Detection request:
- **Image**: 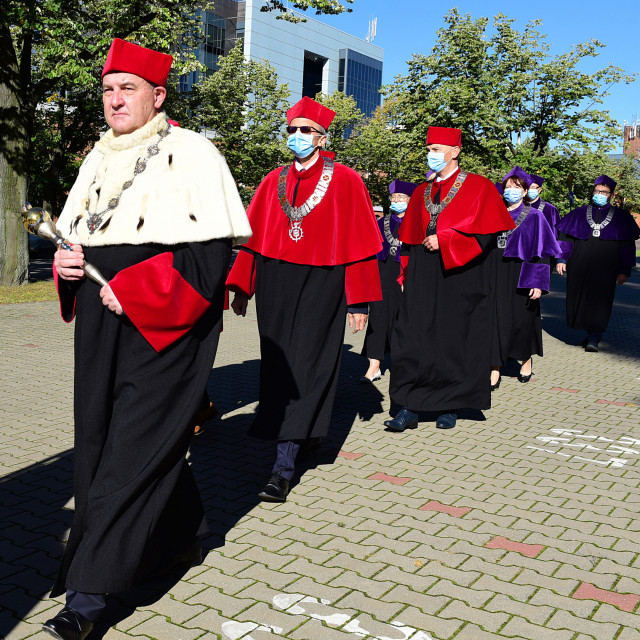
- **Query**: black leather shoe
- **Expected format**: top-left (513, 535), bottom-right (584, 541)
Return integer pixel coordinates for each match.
top-left (436, 412), bottom-right (457, 429)
top-left (43, 607), bottom-right (94, 640)
top-left (384, 409), bottom-right (419, 432)
top-left (585, 342), bottom-right (599, 353)
top-left (490, 374), bottom-right (501, 391)
top-left (258, 473), bottom-right (290, 502)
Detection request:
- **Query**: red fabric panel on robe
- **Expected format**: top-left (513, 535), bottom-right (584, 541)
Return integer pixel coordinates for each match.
top-left (241, 157), bottom-right (382, 266)
top-left (345, 258), bottom-right (382, 305)
top-left (226, 249), bottom-right (257, 298)
top-left (397, 255), bottom-right (409, 287)
top-left (400, 170), bottom-right (515, 270)
top-left (53, 266), bottom-right (77, 322)
top-left (109, 252), bottom-right (210, 353)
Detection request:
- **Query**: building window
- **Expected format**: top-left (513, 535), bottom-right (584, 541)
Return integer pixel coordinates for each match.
top-left (338, 49), bottom-right (382, 118)
top-left (302, 50), bottom-right (328, 100)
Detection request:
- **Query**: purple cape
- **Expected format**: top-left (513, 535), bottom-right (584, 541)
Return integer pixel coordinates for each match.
top-left (503, 204), bottom-right (563, 292)
top-left (376, 213), bottom-right (403, 262)
top-left (556, 204), bottom-right (639, 242)
top-left (531, 199), bottom-right (561, 233)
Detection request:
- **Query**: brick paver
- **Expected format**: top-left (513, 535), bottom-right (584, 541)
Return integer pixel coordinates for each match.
top-left (1, 268), bottom-right (640, 639)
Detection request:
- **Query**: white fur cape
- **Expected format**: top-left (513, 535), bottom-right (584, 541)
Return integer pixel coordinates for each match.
top-left (57, 112), bottom-right (252, 247)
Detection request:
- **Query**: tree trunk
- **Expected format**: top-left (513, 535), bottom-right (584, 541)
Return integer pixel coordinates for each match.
top-left (0, 22), bottom-right (29, 285)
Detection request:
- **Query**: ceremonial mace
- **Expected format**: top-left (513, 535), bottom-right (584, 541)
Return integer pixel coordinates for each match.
top-left (22, 203), bottom-right (109, 287)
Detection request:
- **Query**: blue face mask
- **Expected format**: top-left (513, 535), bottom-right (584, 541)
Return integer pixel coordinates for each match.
top-left (528, 188), bottom-right (540, 200)
top-left (593, 193), bottom-right (608, 207)
top-left (390, 202), bottom-right (408, 213)
top-left (503, 187), bottom-right (524, 204)
top-left (427, 152), bottom-right (448, 173)
top-left (287, 131), bottom-right (316, 159)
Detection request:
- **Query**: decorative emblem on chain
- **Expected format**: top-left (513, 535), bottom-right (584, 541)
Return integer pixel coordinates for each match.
top-left (278, 158), bottom-right (335, 242)
top-left (586, 204), bottom-right (613, 238)
top-left (85, 124), bottom-right (172, 234)
top-left (424, 171), bottom-right (468, 234)
top-left (383, 214), bottom-right (401, 256)
top-left (498, 206), bottom-right (530, 249)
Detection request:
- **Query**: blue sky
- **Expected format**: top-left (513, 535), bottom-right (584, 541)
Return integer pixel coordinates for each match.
top-left (311, 0), bottom-right (638, 152)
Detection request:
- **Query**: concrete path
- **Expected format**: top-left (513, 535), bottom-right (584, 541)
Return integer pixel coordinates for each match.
top-left (1, 271), bottom-right (639, 640)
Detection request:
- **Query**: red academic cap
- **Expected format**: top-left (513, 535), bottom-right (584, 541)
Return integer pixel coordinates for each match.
top-left (426, 126), bottom-right (462, 147)
top-left (102, 38), bottom-right (173, 87)
top-left (287, 97), bottom-right (336, 131)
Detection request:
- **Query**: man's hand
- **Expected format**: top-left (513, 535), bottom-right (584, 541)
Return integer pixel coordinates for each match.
top-left (556, 263), bottom-right (566, 276)
top-left (231, 293), bottom-right (249, 316)
top-left (348, 312), bottom-right (368, 333)
top-left (54, 244), bottom-right (85, 281)
top-left (422, 234), bottom-right (439, 252)
top-left (529, 288), bottom-right (542, 300)
top-left (100, 284), bottom-right (123, 315)
top-left (617, 274), bottom-right (629, 285)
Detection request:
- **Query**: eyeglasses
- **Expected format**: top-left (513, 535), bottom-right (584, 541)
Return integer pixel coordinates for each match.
top-left (286, 125), bottom-right (322, 135)
top-left (593, 189), bottom-right (611, 195)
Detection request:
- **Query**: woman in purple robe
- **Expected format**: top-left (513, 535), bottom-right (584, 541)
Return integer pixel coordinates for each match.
top-left (556, 175), bottom-right (639, 352)
top-left (490, 166), bottom-right (562, 389)
top-left (361, 179), bottom-right (417, 382)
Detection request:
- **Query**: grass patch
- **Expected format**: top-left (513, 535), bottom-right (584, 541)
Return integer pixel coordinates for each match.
top-left (0, 280), bottom-right (57, 304)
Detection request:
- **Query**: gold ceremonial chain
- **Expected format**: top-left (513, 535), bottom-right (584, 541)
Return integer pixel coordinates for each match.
top-left (85, 125), bottom-right (172, 235)
top-left (278, 158), bottom-right (335, 242)
top-left (424, 171), bottom-right (468, 234)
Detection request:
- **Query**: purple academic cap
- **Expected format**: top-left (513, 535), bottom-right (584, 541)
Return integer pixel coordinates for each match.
top-left (494, 181), bottom-right (504, 195)
top-left (594, 174), bottom-right (617, 191)
top-left (389, 179), bottom-right (418, 196)
top-left (529, 174), bottom-right (544, 186)
top-left (502, 165), bottom-right (533, 187)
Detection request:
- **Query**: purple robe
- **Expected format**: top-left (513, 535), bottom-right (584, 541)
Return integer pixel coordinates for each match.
top-left (531, 199), bottom-right (561, 237)
top-left (503, 204), bottom-right (563, 292)
top-left (376, 214), bottom-right (403, 263)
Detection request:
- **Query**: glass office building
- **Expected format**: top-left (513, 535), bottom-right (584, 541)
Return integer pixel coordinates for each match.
top-left (181, 0), bottom-right (383, 118)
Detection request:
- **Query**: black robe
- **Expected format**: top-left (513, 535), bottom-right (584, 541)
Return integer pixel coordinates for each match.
top-left (248, 254), bottom-right (347, 442)
top-left (361, 257), bottom-right (403, 361)
top-left (390, 238), bottom-right (497, 412)
top-left (51, 239), bottom-right (231, 597)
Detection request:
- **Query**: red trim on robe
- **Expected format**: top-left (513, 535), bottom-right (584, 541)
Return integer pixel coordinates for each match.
top-left (345, 258), bottom-right (382, 306)
top-left (400, 171), bottom-right (515, 270)
top-left (53, 265), bottom-right (77, 323)
top-left (240, 158), bottom-right (382, 266)
top-left (397, 255), bottom-right (409, 287)
top-left (109, 252), bottom-right (210, 352)
top-left (226, 250), bottom-right (257, 298)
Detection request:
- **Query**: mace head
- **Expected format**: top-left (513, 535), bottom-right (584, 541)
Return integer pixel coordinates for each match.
top-left (22, 202), bottom-right (52, 235)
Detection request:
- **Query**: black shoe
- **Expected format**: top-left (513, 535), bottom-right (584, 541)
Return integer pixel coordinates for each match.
top-left (490, 374), bottom-right (501, 391)
top-left (517, 359), bottom-right (533, 383)
top-left (585, 342), bottom-right (599, 353)
top-left (258, 473), bottom-right (290, 502)
top-left (43, 607), bottom-right (94, 640)
top-left (436, 412), bottom-right (457, 429)
top-left (383, 409), bottom-right (419, 432)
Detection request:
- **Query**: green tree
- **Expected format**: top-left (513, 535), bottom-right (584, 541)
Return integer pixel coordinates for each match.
top-left (383, 9), bottom-right (636, 206)
top-left (188, 41), bottom-right (291, 203)
top-left (2, 1), bottom-right (204, 285)
top-left (260, 0), bottom-right (353, 23)
top-left (314, 91), bottom-right (363, 161)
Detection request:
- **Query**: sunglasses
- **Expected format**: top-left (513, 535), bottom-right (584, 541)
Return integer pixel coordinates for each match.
top-left (286, 125), bottom-right (322, 135)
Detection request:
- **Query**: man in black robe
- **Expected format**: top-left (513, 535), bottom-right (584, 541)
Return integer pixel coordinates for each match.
top-left (556, 174), bottom-right (639, 352)
top-left (385, 126), bottom-right (514, 432)
top-left (43, 39), bottom-right (250, 640)
top-left (226, 97), bottom-right (382, 503)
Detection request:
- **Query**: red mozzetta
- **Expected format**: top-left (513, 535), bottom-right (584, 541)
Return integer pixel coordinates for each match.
top-left (400, 169), bottom-right (514, 270)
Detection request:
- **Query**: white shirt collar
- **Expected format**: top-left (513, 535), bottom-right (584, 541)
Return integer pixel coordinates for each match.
top-left (436, 166), bottom-right (460, 182)
top-left (295, 153), bottom-right (320, 172)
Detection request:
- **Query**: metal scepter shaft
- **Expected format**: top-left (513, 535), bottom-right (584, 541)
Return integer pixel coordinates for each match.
top-left (22, 204), bottom-right (109, 287)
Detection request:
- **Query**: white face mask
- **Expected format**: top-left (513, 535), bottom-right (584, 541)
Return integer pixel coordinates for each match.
top-left (503, 187), bottom-right (524, 204)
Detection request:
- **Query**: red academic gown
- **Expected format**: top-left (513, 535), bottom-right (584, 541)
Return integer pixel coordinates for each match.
top-left (390, 168), bottom-right (514, 413)
top-left (51, 239), bottom-right (231, 596)
top-left (227, 154), bottom-right (382, 441)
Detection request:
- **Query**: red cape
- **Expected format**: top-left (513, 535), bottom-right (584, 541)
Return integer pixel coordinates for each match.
top-left (242, 156), bottom-right (382, 265)
top-left (400, 170), bottom-right (514, 270)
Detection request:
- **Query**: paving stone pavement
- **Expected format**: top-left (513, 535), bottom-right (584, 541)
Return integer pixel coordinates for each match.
top-left (1, 269), bottom-right (639, 640)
